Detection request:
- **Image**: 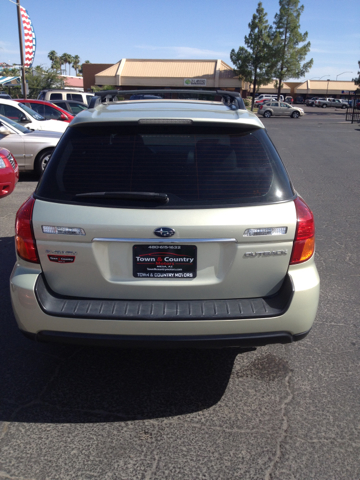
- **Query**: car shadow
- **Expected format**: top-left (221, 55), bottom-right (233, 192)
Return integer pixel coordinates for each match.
top-left (1, 235), bottom-right (245, 424)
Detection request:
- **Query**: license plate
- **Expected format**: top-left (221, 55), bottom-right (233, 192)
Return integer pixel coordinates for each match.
top-left (133, 245), bottom-right (197, 279)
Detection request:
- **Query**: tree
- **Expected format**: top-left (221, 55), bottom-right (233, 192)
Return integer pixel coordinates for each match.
top-left (270, 0), bottom-right (313, 100)
top-left (1, 67), bottom-right (20, 77)
top-left (48, 50), bottom-right (59, 70)
top-left (67, 55), bottom-right (74, 75)
top-left (72, 55), bottom-right (81, 76)
top-left (51, 58), bottom-right (61, 73)
top-left (60, 53), bottom-right (73, 75)
top-left (353, 60), bottom-right (360, 88)
top-left (230, 2), bottom-right (273, 110)
top-left (25, 66), bottom-right (63, 98)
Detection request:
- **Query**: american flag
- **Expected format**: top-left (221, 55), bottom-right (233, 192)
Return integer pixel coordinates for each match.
top-left (20, 6), bottom-right (36, 68)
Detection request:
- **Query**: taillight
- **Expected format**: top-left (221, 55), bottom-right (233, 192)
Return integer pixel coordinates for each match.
top-left (290, 197), bottom-right (315, 265)
top-left (15, 195), bottom-right (39, 263)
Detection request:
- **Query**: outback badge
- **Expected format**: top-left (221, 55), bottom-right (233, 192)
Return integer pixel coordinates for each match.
top-left (154, 227), bottom-right (175, 238)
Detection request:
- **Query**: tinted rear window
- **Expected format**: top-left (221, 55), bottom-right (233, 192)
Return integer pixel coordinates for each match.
top-left (36, 124), bottom-right (294, 208)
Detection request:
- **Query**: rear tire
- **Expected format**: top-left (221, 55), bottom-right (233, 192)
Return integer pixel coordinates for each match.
top-left (291, 111), bottom-right (300, 118)
top-left (35, 149), bottom-right (53, 177)
top-left (263, 111), bottom-right (272, 118)
top-left (322, 104), bottom-right (327, 108)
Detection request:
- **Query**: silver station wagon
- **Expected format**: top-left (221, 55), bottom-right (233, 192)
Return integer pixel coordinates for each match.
top-left (10, 90), bottom-right (319, 349)
top-left (259, 101), bottom-right (304, 118)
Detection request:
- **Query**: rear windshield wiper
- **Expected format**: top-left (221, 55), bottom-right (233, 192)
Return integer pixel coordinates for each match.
top-left (75, 191), bottom-right (169, 203)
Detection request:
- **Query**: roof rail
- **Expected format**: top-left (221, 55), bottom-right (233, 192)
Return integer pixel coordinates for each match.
top-left (88, 89), bottom-right (246, 110)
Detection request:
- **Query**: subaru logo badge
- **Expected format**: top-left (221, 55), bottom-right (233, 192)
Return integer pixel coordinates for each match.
top-left (154, 227), bottom-right (175, 238)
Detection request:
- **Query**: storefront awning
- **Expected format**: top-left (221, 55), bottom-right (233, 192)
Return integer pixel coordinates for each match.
top-left (0, 76), bottom-right (20, 85)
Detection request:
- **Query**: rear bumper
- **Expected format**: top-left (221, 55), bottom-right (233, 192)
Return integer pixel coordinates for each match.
top-left (34, 273), bottom-right (294, 321)
top-left (20, 329), bottom-right (310, 349)
top-left (10, 258), bottom-right (320, 347)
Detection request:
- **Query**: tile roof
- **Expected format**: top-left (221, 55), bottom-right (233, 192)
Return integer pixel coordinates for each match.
top-left (62, 76), bottom-right (84, 88)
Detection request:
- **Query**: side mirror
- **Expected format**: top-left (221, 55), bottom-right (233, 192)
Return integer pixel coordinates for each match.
top-left (19, 115), bottom-right (28, 123)
top-left (0, 126), bottom-right (12, 135)
top-left (59, 113), bottom-right (68, 121)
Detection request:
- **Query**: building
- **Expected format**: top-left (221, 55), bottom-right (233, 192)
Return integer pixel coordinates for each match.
top-left (82, 64), bottom-right (114, 91)
top-left (294, 80), bottom-right (357, 99)
top-left (83, 59), bottom-right (249, 95)
top-left (82, 59), bottom-right (358, 100)
top-left (59, 75), bottom-right (84, 91)
top-left (253, 81), bottom-right (291, 95)
top-left (251, 79), bottom-right (358, 100)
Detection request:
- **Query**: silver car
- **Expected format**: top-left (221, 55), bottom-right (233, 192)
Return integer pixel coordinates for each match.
top-left (0, 115), bottom-right (62, 175)
top-left (259, 101), bottom-right (304, 118)
top-left (10, 90), bottom-right (319, 349)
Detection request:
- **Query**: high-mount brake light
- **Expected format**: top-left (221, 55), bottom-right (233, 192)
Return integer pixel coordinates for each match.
top-left (290, 197), bottom-right (315, 265)
top-left (138, 119), bottom-right (192, 124)
top-left (15, 195), bottom-right (39, 263)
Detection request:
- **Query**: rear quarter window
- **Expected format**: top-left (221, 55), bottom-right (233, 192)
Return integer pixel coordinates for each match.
top-left (36, 124), bottom-right (294, 209)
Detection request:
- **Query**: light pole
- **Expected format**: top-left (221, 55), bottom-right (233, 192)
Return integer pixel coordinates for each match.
top-left (16, 0), bottom-right (27, 99)
top-left (336, 71), bottom-right (352, 81)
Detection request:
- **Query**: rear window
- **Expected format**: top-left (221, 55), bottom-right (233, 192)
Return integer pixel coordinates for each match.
top-left (36, 124), bottom-right (294, 209)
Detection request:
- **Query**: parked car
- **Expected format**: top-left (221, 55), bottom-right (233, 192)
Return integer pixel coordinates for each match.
top-left (14, 99), bottom-right (74, 123)
top-left (0, 147), bottom-right (18, 198)
top-left (333, 99), bottom-right (350, 109)
top-left (284, 96), bottom-right (293, 104)
top-left (38, 89), bottom-right (94, 106)
top-left (0, 93), bottom-right (12, 99)
top-left (295, 97), bottom-right (304, 104)
top-left (0, 99), bottom-right (68, 133)
top-left (10, 89), bottom-right (319, 349)
top-left (259, 101), bottom-right (304, 118)
top-left (315, 98), bottom-right (349, 109)
top-left (305, 97), bottom-right (319, 106)
top-left (348, 99), bottom-right (360, 109)
top-left (255, 94), bottom-right (284, 105)
top-left (0, 114), bottom-right (62, 175)
top-left (50, 99), bottom-right (88, 116)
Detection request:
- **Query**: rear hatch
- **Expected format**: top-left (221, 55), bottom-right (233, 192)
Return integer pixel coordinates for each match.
top-left (33, 122), bottom-right (296, 300)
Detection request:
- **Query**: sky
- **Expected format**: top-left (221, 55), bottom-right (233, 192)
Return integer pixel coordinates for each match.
top-left (1, 0), bottom-right (359, 82)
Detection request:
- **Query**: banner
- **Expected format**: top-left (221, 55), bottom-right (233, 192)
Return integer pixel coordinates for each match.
top-left (20, 6), bottom-right (36, 68)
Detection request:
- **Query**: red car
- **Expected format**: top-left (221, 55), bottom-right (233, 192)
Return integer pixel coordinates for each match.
top-left (0, 148), bottom-right (19, 198)
top-left (14, 99), bottom-right (74, 123)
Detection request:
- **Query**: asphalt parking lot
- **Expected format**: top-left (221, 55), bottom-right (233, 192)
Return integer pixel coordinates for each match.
top-left (0, 108), bottom-right (359, 480)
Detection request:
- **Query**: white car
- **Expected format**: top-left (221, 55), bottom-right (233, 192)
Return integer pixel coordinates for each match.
top-left (0, 98), bottom-right (68, 133)
top-left (0, 114), bottom-right (62, 175)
